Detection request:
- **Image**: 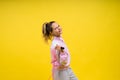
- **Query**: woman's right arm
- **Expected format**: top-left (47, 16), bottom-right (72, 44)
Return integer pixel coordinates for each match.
top-left (51, 48), bottom-right (60, 67)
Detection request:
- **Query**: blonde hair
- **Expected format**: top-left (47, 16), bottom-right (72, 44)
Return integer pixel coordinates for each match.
top-left (42, 21), bottom-right (55, 43)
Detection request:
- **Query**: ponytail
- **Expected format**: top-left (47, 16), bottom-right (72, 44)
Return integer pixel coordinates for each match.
top-left (42, 21), bottom-right (55, 43)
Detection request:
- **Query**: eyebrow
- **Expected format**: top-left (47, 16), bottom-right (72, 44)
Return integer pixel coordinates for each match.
top-left (54, 25), bottom-right (60, 30)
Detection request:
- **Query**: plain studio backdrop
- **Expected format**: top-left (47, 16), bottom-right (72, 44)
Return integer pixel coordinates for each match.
top-left (0, 0), bottom-right (120, 80)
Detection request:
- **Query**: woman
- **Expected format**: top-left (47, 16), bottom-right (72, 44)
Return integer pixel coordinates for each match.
top-left (42, 21), bottom-right (78, 80)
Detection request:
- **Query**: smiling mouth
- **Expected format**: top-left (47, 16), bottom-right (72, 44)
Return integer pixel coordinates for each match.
top-left (59, 30), bottom-right (62, 33)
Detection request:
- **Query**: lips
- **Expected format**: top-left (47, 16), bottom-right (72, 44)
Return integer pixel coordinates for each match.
top-left (59, 30), bottom-right (62, 33)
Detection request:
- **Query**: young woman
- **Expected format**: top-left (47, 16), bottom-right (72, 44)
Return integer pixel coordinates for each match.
top-left (42, 21), bottom-right (78, 80)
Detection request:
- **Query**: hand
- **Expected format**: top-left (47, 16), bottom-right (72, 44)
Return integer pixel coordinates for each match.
top-left (61, 60), bottom-right (67, 66)
top-left (57, 65), bottom-right (65, 70)
top-left (55, 44), bottom-right (64, 52)
top-left (55, 44), bottom-right (61, 51)
top-left (55, 44), bottom-right (64, 53)
top-left (57, 65), bottom-right (69, 70)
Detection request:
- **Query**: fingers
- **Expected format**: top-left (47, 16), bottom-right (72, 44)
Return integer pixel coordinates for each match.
top-left (55, 44), bottom-right (65, 53)
top-left (61, 61), bottom-right (67, 65)
top-left (55, 44), bottom-right (61, 51)
top-left (57, 65), bottom-right (69, 70)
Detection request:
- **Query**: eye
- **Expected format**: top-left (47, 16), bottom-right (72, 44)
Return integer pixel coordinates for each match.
top-left (54, 26), bottom-right (60, 30)
top-left (54, 27), bottom-right (57, 30)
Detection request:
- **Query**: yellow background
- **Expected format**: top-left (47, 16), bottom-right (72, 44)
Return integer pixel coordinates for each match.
top-left (0, 0), bottom-right (120, 80)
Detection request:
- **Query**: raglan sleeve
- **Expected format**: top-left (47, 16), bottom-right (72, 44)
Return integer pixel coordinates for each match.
top-left (50, 42), bottom-right (60, 67)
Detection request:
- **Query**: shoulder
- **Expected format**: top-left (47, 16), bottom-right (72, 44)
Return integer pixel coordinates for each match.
top-left (50, 39), bottom-right (60, 49)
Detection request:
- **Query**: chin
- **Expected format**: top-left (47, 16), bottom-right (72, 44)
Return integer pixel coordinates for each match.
top-left (59, 34), bottom-right (62, 37)
top-left (59, 33), bottom-right (62, 35)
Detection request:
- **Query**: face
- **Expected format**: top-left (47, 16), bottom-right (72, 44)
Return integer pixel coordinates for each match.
top-left (51, 22), bottom-right (62, 37)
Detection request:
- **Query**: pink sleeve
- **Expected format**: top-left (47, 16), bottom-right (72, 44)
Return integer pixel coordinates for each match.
top-left (61, 50), bottom-right (70, 66)
top-left (50, 48), bottom-right (60, 66)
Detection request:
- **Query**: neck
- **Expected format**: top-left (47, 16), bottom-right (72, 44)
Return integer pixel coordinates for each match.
top-left (55, 35), bottom-right (61, 38)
